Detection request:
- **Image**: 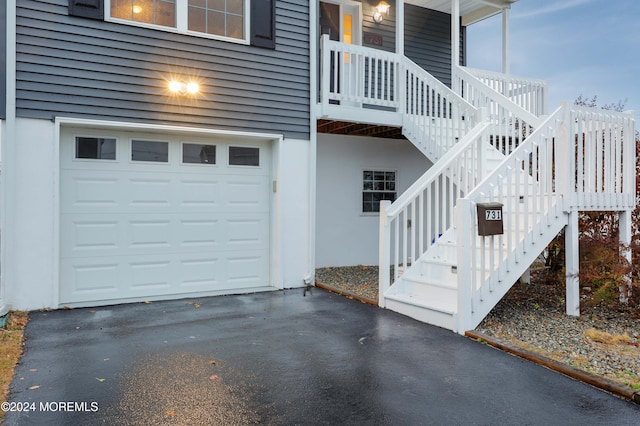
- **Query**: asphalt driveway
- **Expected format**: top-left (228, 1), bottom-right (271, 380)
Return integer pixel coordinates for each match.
top-left (5, 289), bottom-right (640, 425)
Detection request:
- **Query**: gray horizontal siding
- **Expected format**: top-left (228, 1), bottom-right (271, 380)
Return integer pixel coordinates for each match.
top-left (362, 0), bottom-right (396, 53)
top-left (318, 1), bottom-right (462, 87)
top-left (404, 4), bottom-right (465, 87)
top-left (16, 0), bottom-right (310, 140)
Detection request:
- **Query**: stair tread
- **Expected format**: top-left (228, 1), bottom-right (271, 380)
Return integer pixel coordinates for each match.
top-left (385, 292), bottom-right (456, 314)
top-left (401, 275), bottom-right (457, 289)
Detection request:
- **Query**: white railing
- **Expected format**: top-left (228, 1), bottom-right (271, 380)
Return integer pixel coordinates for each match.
top-left (321, 36), bottom-right (400, 110)
top-left (320, 35), bottom-right (478, 160)
top-left (455, 104), bottom-right (636, 331)
top-left (459, 66), bottom-right (548, 117)
top-left (561, 105), bottom-right (637, 210)
top-left (402, 62), bottom-right (477, 160)
top-left (378, 121), bottom-right (491, 304)
top-left (455, 66), bottom-right (542, 157)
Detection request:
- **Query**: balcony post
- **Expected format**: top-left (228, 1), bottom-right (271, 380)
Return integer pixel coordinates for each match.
top-left (396, 0), bottom-right (404, 55)
top-left (502, 7), bottom-right (510, 74)
top-left (451, 0), bottom-right (460, 93)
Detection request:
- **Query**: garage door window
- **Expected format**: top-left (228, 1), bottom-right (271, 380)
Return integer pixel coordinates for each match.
top-left (132, 140), bottom-right (169, 162)
top-left (75, 137), bottom-right (116, 160)
top-left (183, 143), bottom-right (217, 164)
top-left (229, 146), bottom-right (259, 166)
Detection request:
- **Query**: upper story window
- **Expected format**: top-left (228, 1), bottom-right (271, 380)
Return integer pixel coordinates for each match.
top-left (106, 0), bottom-right (248, 43)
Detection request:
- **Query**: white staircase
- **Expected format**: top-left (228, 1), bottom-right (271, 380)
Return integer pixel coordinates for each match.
top-left (379, 102), bottom-right (635, 334)
top-left (318, 36), bottom-right (636, 334)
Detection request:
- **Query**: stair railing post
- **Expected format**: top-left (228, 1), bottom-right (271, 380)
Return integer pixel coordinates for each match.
top-left (320, 34), bottom-right (330, 114)
top-left (379, 200), bottom-right (392, 308)
top-left (556, 102), bottom-right (574, 211)
top-left (623, 110), bottom-right (636, 205)
top-left (398, 59), bottom-right (406, 119)
top-left (455, 198), bottom-right (473, 334)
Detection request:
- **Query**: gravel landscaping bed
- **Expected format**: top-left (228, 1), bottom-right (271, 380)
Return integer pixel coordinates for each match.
top-left (315, 266), bottom-right (640, 392)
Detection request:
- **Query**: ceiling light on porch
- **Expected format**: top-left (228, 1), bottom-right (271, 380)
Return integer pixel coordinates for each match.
top-left (373, 1), bottom-right (390, 23)
top-left (132, 5), bottom-right (142, 14)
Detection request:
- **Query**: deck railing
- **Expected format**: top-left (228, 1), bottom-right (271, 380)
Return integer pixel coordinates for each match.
top-left (458, 66), bottom-right (548, 117)
top-left (378, 121), bottom-right (491, 304)
top-left (455, 104), bottom-right (636, 331)
top-left (561, 105), bottom-right (636, 210)
top-left (320, 35), bottom-right (478, 160)
top-left (454, 66), bottom-right (543, 157)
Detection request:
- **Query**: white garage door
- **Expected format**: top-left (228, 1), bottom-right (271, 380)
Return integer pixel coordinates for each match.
top-left (59, 128), bottom-right (272, 306)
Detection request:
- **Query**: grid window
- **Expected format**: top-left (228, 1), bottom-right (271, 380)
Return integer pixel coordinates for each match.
top-left (111, 0), bottom-right (177, 27)
top-left (109, 0), bottom-right (246, 41)
top-left (362, 170), bottom-right (396, 213)
top-left (188, 0), bottom-right (244, 39)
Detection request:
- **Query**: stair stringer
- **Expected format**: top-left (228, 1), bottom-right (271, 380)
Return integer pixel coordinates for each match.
top-left (383, 201), bottom-right (568, 333)
top-left (457, 207), bottom-right (569, 333)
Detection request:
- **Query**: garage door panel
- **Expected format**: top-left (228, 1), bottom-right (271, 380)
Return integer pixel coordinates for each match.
top-left (180, 179), bottom-right (221, 208)
top-left (60, 132), bottom-right (272, 305)
top-left (128, 178), bottom-right (173, 208)
top-left (129, 220), bottom-right (172, 249)
top-left (179, 219), bottom-right (220, 248)
top-left (227, 253), bottom-right (269, 285)
top-left (60, 172), bottom-right (121, 213)
top-left (60, 215), bottom-right (123, 257)
top-left (60, 260), bottom-right (123, 301)
top-left (226, 217), bottom-right (270, 249)
top-left (225, 178), bottom-right (270, 209)
top-left (64, 219), bottom-right (120, 253)
top-left (179, 258), bottom-right (220, 288)
top-left (128, 260), bottom-right (173, 290)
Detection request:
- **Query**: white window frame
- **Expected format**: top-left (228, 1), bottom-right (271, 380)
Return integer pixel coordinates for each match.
top-left (129, 138), bottom-right (171, 164)
top-left (72, 134), bottom-right (118, 162)
top-left (180, 141), bottom-right (219, 167)
top-left (361, 169), bottom-right (397, 215)
top-left (104, 0), bottom-right (251, 45)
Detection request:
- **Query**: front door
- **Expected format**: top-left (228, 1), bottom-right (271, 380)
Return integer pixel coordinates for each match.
top-left (320, 1), bottom-right (360, 45)
top-left (320, 1), bottom-right (362, 103)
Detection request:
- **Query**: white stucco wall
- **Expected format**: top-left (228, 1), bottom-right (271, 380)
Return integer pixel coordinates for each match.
top-left (278, 137), bottom-right (312, 287)
top-left (4, 117), bottom-right (312, 310)
top-left (7, 118), bottom-right (57, 310)
top-left (315, 133), bottom-right (431, 267)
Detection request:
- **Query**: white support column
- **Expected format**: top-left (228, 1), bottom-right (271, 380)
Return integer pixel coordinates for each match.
top-left (1, 0), bottom-right (18, 314)
top-left (396, 0), bottom-right (404, 55)
top-left (451, 0), bottom-right (460, 92)
top-left (618, 209), bottom-right (632, 303)
top-left (378, 200), bottom-right (392, 308)
top-left (565, 210), bottom-right (580, 316)
top-left (501, 7), bottom-right (510, 74)
top-left (455, 198), bottom-right (473, 334)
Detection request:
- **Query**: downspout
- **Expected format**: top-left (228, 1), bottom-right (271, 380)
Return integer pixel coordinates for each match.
top-left (0, 0), bottom-right (16, 316)
top-left (307, 1), bottom-right (317, 285)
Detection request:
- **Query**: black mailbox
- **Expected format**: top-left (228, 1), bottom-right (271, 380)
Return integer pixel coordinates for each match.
top-left (477, 202), bottom-right (504, 236)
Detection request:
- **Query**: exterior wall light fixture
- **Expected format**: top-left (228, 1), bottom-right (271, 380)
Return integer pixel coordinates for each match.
top-left (373, 1), bottom-right (390, 24)
top-left (168, 80), bottom-right (200, 95)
